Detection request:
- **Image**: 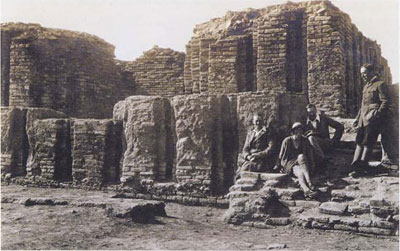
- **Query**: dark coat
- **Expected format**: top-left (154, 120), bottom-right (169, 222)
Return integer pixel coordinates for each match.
top-left (355, 77), bottom-right (390, 127)
top-left (305, 113), bottom-right (344, 142)
top-left (240, 126), bottom-right (275, 172)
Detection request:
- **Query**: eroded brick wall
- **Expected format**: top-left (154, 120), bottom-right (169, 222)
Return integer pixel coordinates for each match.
top-left (1, 23), bottom-right (134, 118)
top-left (120, 46), bottom-right (185, 97)
top-left (183, 1), bottom-right (392, 117)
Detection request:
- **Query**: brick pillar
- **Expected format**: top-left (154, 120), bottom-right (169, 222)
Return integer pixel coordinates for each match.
top-left (26, 119), bottom-right (71, 180)
top-left (71, 119), bottom-right (122, 185)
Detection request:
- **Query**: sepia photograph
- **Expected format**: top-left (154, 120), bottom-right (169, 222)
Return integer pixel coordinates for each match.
top-left (1, 0), bottom-right (399, 250)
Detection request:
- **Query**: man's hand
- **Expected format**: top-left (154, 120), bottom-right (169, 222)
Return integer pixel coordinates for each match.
top-left (249, 155), bottom-right (256, 162)
top-left (352, 119), bottom-right (358, 128)
top-left (273, 164), bottom-right (283, 173)
top-left (304, 130), bottom-right (315, 137)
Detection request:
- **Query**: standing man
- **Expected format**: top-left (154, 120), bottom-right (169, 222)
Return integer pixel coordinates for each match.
top-left (274, 122), bottom-right (316, 198)
top-left (351, 63), bottom-right (390, 176)
top-left (236, 113), bottom-right (276, 180)
top-left (305, 104), bottom-right (344, 167)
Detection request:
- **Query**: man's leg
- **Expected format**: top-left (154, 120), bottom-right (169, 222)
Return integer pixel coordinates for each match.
top-left (297, 154), bottom-right (314, 190)
top-left (351, 144), bottom-right (363, 165)
top-left (308, 136), bottom-right (326, 159)
top-left (292, 165), bottom-right (311, 193)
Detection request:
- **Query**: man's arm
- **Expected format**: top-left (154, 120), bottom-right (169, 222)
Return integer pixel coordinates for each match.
top-left (253, 131), bottom-right (276, 158)
top-left (242, 132), bottom-right (252, 160)
top-left (326, 116), bottom-right (344, 142)
top-left (377, 82), bottom-right (390, 116)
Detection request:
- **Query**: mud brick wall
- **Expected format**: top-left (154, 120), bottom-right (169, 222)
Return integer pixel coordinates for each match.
top-left (208, 36), bottom-right (253, 94)
top-left (184, 1), bottom-right (392, 117)
top-left (1, 107), bottom-right (27, 176)
top-left (26, 119), bottom-right (71, 180)
top-left (113, 96), bottom-right (174, 183)
top-left (70, 119), bottom-right (122, 185)
top-left (1, 106), bottom-right (67, 177)
top-left (171, 94), bottom-right (227, 195)
top-left (1, 23), bottom-right (134, 118)
top-left (122, 46), bottom-right (185, 97)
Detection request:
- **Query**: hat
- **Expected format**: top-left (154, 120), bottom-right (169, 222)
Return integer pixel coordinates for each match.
top-left (291, 122), bottom-right (303, 131)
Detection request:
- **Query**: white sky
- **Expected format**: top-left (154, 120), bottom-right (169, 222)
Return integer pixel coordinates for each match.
top-left (1, 0), bottom-right (399, 83)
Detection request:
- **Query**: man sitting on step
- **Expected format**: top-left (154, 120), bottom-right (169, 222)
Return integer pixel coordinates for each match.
top-left (235, 113), bottom-right (276, 180)
top-left (274, 122), bottom-right (317, 198)
top-left (304, 103), bottom-right (344, 172)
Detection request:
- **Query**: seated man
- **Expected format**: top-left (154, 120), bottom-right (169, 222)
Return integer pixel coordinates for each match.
top-left (304, 104), bottom-right (344, 168)
top-left (236, 113), bottom-right (275, 180)
top-left (274, 122), bottom-right (316, 198)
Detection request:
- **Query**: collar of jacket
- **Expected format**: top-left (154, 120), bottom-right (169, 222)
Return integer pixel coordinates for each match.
top-left (367, 76), bottom-right (379, 85)
top-left (253, 126), bottom-right (267, 134)
top-left (307, 113), bottom-right (321, 125)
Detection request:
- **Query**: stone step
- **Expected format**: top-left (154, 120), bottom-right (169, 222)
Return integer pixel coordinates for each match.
top-left (273, 188), bottom-right (303, 200)
top-left (229, 183), bottom-right (258, 192)
top-left (236, 178), bottom-right (258, 185)
top-left (240, 172), bottom-right (288, 182)
top-left (260, 173), bottom-right (289, 182)
top-left (227, 191), bottom-right (260, 199)
top-left (331, 190), bottom-right (360, 201)
top-left (319, 201), bottom-right (348, 216)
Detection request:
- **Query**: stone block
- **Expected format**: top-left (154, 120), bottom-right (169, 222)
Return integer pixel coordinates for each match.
top-left (71, 119), bottom-right (122, 185)
top-left (319, 202), bottom-right (348, 216)
top-left (358, 227), bottom-right (393, 236)
top-left (26, 119), bottom-right (71, 181)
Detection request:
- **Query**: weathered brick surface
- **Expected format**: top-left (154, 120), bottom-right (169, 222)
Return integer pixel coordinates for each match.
top-left (71, 119), bottom-right (122, 185)
top-left (120, 46), bottom-right (185, 97)
top-left (0, 107), bottom-right (27, 176)
top-left (26, 119), bottom-right (71, 180)
top-left (2, 23), bottom-right (134, 118)
top-left (115, 96), bottom-right (174, 183)
top-left (183, 1), bottom-right (391, 116)
top-left (171, 94), bottom-right (228, 195)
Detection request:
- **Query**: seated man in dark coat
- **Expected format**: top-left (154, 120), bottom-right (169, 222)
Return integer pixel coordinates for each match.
top-left (274, 122), bottom-right (316, 198)
top-left (236, 114), bottom-right (275, 180)
top-left (304, 104), bottom-right (344, 168)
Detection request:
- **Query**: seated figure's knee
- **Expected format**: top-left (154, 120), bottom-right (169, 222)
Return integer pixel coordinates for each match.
top-left (308, 136), bottom-right (317, 144)
top-left (297, 154), bottom-right (307, 165)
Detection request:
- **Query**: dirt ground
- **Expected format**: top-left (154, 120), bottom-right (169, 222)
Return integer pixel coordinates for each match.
top-left (1, 184), bottom-right (398, 250)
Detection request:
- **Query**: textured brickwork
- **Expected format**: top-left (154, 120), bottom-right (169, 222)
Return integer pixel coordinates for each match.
top-left (71, 119), bottom-right (122, 185)
top-left (0, 107), bottom-right (27, 176)
top-left (183, 1), bottom-right (391, 116)
top-left (121, 46), bottom-right (185, 97)
top-left (114, 96), bottom-right (174, 183)
top-left (26, 119), bottom-right (71, 180)
top-left (1, 23), bottom-right (134, 118)
top-left (171, 94), bottom-right (227, 195)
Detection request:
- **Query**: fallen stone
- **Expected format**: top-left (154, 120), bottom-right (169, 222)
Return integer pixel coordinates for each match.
top-left (20, 198), bottom-right (68, 206)
top-left (319, 202), bottom-right (348, 215)
top-left (333, 224), bottom-right (357, 232)
top-left (265, 217), bottom-right (290, 226)
top-left (311, 221), bottom-right (332, 230)
top-left (358, 226), bottom-right (393, 236)
top-left (106, 200), bottom-right (166, 222)
top-left (267, 243), bottom-right (287, 249)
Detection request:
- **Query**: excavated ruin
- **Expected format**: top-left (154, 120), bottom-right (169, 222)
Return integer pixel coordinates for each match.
top-left (1, 0), bottom-right (398, 236)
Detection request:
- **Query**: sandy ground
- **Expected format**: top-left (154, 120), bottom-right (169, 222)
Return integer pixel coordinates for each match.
top-left (1, 184), bottom-right (398, 250)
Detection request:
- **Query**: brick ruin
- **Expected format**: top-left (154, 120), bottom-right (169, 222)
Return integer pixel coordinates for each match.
top-left (183, 1), bottom-right (392, 116)
top-left (1, 1), bottom-right (398, 236)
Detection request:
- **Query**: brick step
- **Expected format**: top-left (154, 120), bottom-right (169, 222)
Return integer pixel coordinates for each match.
top-left (240, 171), bottom-right (288, 182)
